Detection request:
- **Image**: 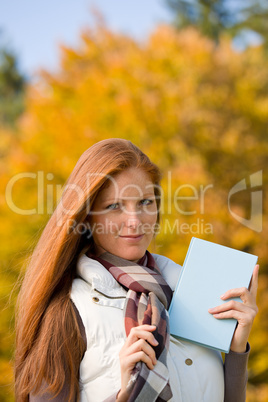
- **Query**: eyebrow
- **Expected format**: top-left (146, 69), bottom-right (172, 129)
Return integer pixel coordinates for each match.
top-left (100, 193), bottom-right (156, 203)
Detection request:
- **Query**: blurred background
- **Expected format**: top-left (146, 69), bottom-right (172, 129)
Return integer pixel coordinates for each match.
top-left (0, 1), bottom-right (267, 400)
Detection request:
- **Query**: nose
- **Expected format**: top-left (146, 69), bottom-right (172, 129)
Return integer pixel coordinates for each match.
top-left (125, 209), bottom-right (141, 229)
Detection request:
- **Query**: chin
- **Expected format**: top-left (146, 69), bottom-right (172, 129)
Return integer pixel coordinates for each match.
top-left (94, 243), bottom-right (147, 261)
top-left (120, 248), bottom-right (146, 262)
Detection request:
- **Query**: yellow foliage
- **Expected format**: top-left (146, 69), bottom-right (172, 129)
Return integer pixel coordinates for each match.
top-left (1, 21), bottom-right (267, 400)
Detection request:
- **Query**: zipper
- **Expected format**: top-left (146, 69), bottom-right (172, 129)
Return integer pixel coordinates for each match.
top-left (93, 288), bottom-right (126, 299)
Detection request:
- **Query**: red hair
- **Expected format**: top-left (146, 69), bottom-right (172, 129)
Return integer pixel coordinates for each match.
top-left (15, 138), bottom-right (161, 401)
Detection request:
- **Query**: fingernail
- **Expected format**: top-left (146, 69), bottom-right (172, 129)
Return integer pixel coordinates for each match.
top-left (153, 338), bottom-right (159, 345)
top-left (220, 294), bottom-right (226, 299)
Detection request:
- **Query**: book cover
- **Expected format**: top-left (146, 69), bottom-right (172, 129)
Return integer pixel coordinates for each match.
top-left (168, 237), bottom-right (258, 353)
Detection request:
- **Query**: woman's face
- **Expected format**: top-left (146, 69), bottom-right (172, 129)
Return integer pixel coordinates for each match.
top-left (89, 167), bottom-right (158, 262)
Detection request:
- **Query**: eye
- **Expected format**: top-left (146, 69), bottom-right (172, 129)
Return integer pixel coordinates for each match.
top-left (140, 198), bottom-right (154, 206)
top-left (106, 202), bottom-right (120, 210)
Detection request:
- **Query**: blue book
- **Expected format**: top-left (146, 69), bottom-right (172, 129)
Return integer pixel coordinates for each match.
top-left (168, 237), bottom-right (258, 353)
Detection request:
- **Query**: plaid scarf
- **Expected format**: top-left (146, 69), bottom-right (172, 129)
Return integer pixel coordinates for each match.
top-left (92, 251), bottom-right (173, 402)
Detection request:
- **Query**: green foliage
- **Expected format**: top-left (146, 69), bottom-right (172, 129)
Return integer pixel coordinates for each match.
top-left (0, 46), bottom-right (26, 127)
top-left (165, 0), bottom-right (268, 47)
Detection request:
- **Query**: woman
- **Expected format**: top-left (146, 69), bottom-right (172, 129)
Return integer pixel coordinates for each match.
top-left (15, 138), bottom-right (259, 402)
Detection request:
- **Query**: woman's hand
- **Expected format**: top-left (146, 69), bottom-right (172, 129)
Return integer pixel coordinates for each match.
top-left (117, 324), bottom-right (158, 400)
top-left (208, 264), bottom-right (259, 353)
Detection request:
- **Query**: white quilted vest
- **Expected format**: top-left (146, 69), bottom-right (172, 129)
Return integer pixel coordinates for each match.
top-left (71, 254), bottom-right (224, 402)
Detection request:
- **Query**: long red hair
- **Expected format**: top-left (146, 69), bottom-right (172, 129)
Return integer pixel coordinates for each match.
top-left (15, 138), bottom-right (161, 401)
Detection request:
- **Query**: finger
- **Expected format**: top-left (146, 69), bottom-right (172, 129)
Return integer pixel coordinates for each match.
top-left (249, 264), bottom-right (259, 298)
top-left (125, 326), bottom-right (158, 348)
top-left (209, 300), bottom-right (258, 316)
top-left (132, 324), bottom-right (157, 332)
top-left (220, 287), bottom-right (252, 303)
top-left (123, 351), bottom-right (156, 371)
top-left (221, 264), bottom-right (259, 302)
top-left (210, 308), bottom-right (256, 323)
top-left (208, 300), bottom-right (258, 321)
top-left (123, 338), bottom-right (157, 365)
top-left (208, 300), bottom-right (249, 315)
top-left (211, 310), bottom-right (244, 321)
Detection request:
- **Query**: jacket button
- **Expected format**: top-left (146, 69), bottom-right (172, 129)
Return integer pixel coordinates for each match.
top-left (185, 358), bottom-right (193, 366)
top-left (92, 297), bottom-right (99, 303)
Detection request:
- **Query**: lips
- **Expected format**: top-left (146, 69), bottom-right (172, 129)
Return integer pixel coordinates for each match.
top-left (120, 233), bottom-right (144, 239)
top-left (119, 234), bottom-right (144, 240)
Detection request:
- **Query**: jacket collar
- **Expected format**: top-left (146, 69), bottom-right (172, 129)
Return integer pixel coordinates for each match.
top-left (76, 253), bottom-right (181, 297)
top-left (77, 253), bottom-right (127, 298)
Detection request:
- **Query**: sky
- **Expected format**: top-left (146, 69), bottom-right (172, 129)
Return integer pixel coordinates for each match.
top-left (0, 0), bottom-right (173, 80)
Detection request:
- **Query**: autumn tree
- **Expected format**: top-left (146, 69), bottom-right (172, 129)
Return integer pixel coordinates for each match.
top-left (1, 21), bottom-right (267, 400)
